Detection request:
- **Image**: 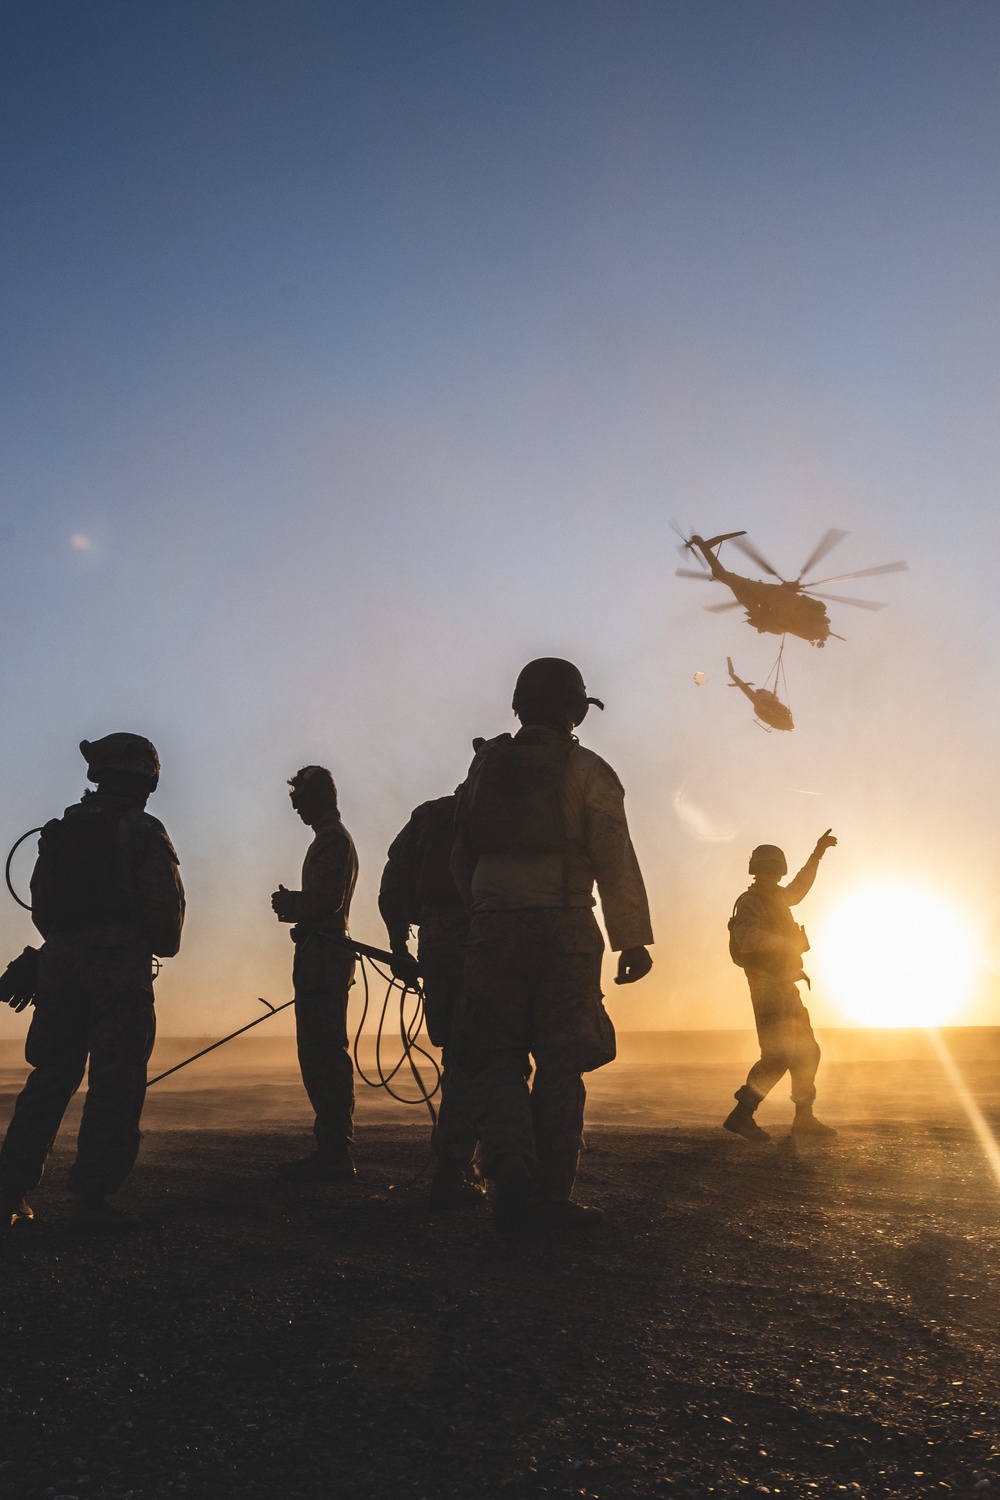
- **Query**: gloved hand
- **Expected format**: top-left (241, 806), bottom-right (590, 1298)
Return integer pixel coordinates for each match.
top-left (390, 949), bottom-right (421, 989)
top-left (0, 946), bottom-right (40, 1012)
top-left (614, 946), bottom-right (652, 985)
top-left (813, 829), bottom-right (837, 858)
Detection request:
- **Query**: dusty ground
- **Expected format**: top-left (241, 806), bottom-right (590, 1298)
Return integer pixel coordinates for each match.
top-left (3, 1052), bottom-right (1000, 1500)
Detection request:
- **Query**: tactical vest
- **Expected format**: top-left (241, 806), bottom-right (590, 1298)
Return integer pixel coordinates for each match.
top-left (30, 799), bottom-right (137, 933)
top-left (465, 733), bottom-right (573, 856)
top-left (728, 890), bottom-right (809, 971)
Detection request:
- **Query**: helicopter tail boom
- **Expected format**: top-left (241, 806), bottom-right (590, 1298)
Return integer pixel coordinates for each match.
top-left (702, 530), bottom-right (747, 552)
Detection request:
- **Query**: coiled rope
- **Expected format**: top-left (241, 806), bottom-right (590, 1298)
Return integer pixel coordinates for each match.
top-left (5, 827), bottom-right (42, 910)
top-left (145, 943), bottom-right (440, 1124)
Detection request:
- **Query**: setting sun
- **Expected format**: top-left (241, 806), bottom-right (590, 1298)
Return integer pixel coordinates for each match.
top-left (813, 883), bottom-right (980, 1028)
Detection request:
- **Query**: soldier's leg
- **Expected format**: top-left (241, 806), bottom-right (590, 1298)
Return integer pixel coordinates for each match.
top-left (724, 978), bottom-right (796, 1142)
top-left (435, 1050), bottom-right (479, 1163)
top-left (0, 940), bottom-right (89, 1197)
top-left (787, 1005), bottom-right (821, 1106)
top-left (454, 912), bottom-right (534, 1177)
top-left (419, 943), bottom-right (477, 1167)
top-left (292, 939), bottom-right (355, 1165)
top-left (787, 1003), bottom-right (835, 1136)
top-left (69, 931), bottom-right (156, 1196)
top-left (529, 1069), bottom-right (586, 1199)
top-left (741, 979), bottom-right (796, 1104)
top-left (530, 913), bottom-right (611, 1203)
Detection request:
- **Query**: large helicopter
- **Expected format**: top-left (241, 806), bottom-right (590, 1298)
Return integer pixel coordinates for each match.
top-left (675, 527), bottom-right (908, 646)
top-left (727, 656), bottom-right (793, 733)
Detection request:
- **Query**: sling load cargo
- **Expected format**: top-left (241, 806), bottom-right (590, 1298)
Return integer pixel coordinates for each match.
top-left (727, 655), bottom-right (793, 733)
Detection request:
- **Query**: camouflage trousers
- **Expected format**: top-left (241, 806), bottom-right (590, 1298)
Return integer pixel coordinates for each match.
top-left (740, 974), bottom-right (820, 1107)
top-left (0, 924), bottom-right (156, 1197)
top-left (454, 909), bottom-right (616, 1180)
top-left (417, 934), bottom-right (477, 1165)
top-left (292, 932), bottom-right (356, 1163)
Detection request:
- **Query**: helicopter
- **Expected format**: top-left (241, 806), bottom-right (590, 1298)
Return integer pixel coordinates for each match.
top-left (675, 527), bottom-right (908, 646)
top-left (727, 656), bottom-right (793, 733)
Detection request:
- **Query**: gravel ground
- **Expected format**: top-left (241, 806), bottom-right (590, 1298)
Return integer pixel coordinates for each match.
top-left (3, 1116), bottom-right (1000, 1500)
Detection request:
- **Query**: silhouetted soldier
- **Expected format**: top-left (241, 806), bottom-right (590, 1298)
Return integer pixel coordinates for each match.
top-left (0, 734), bottom-right (184, 1230)
top-left (379, 790), bottom-right (480, 1208)
top-left (453, 659), bottom-right (653, 1230)
top-left (725, 832), bottom-right (838, 1143)
top-left (272, 767), bottom-right (359, 1181)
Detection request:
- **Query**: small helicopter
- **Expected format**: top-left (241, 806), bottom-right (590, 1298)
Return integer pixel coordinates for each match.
top-left (727, 656), bottom-right (793, 733)
top-left (675, 527), bottom-right (908, 646)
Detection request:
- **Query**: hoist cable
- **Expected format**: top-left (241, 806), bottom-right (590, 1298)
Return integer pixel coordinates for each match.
top-left (764, 636), bottom-right (792, 711)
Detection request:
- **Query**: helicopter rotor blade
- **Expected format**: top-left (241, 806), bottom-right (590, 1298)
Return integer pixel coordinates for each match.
top-left (807, 560), bottom-right (909, 586)
top-left (670, 519), bottom-right (703, 562)
top-left (729, 535), bottom-right (785, 580)
top-left (704, 600), bottom-right (742, 613)
top-left (796, 528), bottom-right (848, 580)
top-left (807, 591), bottom-right (887, 611)
top-left (676, 568), bottom-right (718, 580)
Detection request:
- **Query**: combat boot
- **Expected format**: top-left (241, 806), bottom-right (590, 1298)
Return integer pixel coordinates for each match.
top-left (524, 1151), bottom-right (603, 1230)
top-left (71, 1195), bottom-right (139, 1232)
top-left (791, 1104), bottom-right (838, 1140)
top-left (0, 1191), bottom-right (34, 1231)
top-left (723, 1089), bottom-right (771, 1144)
top-left (428, 1157), bottom-right (484, 1210)
top-left (533, 1149), bottom-right (579, 1202)
top-left (277, 1152), bottom-right (357, 1183)
top-left (524, 1198), bottom-right (604, 1230)
top-left (492, 1154), bottom-right (533, 1231)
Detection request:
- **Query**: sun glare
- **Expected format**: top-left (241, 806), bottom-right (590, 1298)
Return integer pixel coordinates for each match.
top-left (813, 883), bottom-right (980, 1028)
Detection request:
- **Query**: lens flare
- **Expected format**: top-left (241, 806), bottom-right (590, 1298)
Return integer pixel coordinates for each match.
top-left (813, 882), bottom-right (980, 1027)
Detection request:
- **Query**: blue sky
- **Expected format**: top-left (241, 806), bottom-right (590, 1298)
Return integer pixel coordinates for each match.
top-left (1, 1), bottom-right (999, 1036)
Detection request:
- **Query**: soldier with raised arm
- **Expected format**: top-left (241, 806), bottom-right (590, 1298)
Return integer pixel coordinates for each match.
top-left (724, 831), bottom-right (838, 1144)
top-left (452, 658), bottom-right (653, 1231)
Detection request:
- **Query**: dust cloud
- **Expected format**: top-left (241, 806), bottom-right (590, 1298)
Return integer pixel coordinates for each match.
top-left (5, 1028), bottom-right (998, 1142)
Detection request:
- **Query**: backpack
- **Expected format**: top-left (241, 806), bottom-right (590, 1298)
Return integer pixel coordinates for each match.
top-left (464, 734), bottom-right (573, 857)
top-left (30, 799), bottom-right (137, 934)
top-left (413, 797), bottom-right (462, 914)
top-left (727, 899), bottom-right (750, 969)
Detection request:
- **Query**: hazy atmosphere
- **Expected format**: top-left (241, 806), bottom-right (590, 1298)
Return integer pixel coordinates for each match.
top-left (2, 1), bottom-right (999, 1037)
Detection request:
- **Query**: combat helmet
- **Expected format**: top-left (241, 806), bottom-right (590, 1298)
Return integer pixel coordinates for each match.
top-left (748, 844), bottom-right (787, 876)
top-left (511, 658), bottom-right (605, 726)
top-left (80, 734), bottom-right (160, 788)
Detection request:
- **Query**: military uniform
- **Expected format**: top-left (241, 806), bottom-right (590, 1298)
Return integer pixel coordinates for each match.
top-left (379, 795), bottom-right (476, 1167)
top-left (0, 792), bottom-right (184, 1199)
top-left (279, 811), bottom-right (359, 1165)
top-left (453, 725), bottom-right (652, 1195)
top-left (730, 857), bottom-right (822, 1109)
